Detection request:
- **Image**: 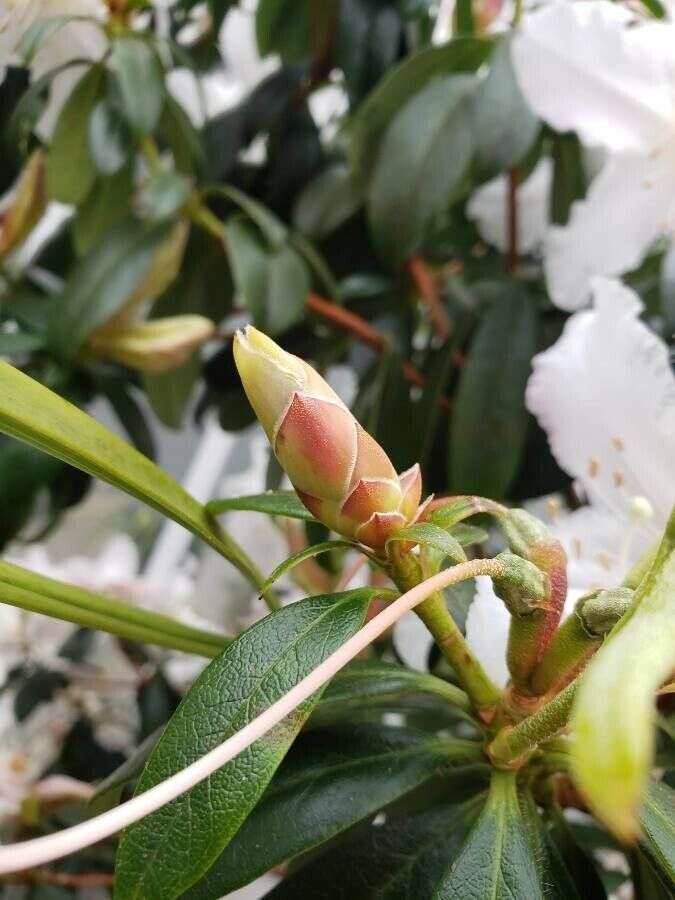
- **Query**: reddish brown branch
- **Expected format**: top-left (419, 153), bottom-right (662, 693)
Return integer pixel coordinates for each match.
top-left (11, 870), bottom-right (114, 887)
top-left (507, 169), bottom-right (519, 273)
top-left (406, 256), bottom-right (452, 341)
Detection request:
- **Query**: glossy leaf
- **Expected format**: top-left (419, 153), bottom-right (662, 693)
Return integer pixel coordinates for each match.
top-left (46, 64), bottom-right (103, 204)
top-left (293, 164), bottom-right (361, 240)
top-left (450, 285), bottom-right (537, 498)
top-left (185, 725), bottom-right (483, 899)
top-left (214, 184), bottom-right (287, 248)
top-left (208, 490), bottom-right (318, 521)
top-left (110, 37), bottom-right (165, 135)
top-left (434, 770), bottom-right (543, 899)
top-left (49, 218), bottom-right (171, 355)
top-left (267, 798), bottom-right (483, 898)
top-left (571, 510), bottom-right (675, 842)
top-left (73, 165), bottom-right (134, 255)
top-left (367, 74), bottom-right (476, 263)
top-left (386, 523), bottom-right (466, 566)
top-left (350, 37), bottom-right (492, 185)
top-left (88, 97), bottom-right (132, 175)
top-left (0, 362), bottom-right (263, 580)
top-left (114, 590), bottom-right (374, 900)
top-left (471, 36), bottom-right (539, 180)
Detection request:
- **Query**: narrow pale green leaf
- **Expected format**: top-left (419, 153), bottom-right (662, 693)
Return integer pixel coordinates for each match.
top-left (110, 36), bottom-right (165, 135)
top-left (571, 510), bottom-right (675, 842)
top-left (640, 780), bottom-right (675, 885)
top-left (387, 523), bottom-right (466, 566)
top-left (260, 540), bottom-right (366, 594)
top-left (184, 725), bottom-right (484, 900)
top-left (0, 559), bottom-right (225, 657)
top-left (434, 770), bottom-right (543, 899)
top-left (46, 65), bottom-right (103, 203)
top-left (114, 590), bottom-right (374, 900)
top-left (430, 498), bottom-right (484, 530)
top-left (0, 362), bottom-right (266, 591)
top-left (207, 490), bottom-right (317, 521)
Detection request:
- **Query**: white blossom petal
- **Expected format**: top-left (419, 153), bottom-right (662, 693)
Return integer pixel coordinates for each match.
top-left (512, 1), bottom-right (675, 154)
top-left (544, 152), bottom-right (675, 309)
top-left (466, 157), bottom-right (552, 254)
top-left (527, 277), bottom-right (675, 531)
top-left (465, 576), bottom-right (511, 688)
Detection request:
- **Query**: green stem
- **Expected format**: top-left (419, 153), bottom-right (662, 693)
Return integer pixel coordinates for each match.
top-left (388, 548), bottom-right (502, 715)
top-left (0, 582), bottom-right (226, 658)
top-left (489, 681), bottom-right (578, 766)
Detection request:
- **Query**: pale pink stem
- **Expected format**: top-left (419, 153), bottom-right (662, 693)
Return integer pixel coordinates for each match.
top-left (0, 558), bottom-right (500, 876)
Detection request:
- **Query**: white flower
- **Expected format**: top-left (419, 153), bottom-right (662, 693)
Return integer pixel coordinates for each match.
top-left (512, 1), bottom-right (675, 310)
top-left (466, 277), bottom-right (675, 685)
top-left (466, 157), bottom-right (552, 255)
top-left (0, 0), bottom-right (107, 136)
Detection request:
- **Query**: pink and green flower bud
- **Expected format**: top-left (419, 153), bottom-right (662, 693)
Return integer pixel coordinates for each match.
top-left (87, 315), bottom-right (214, 372)
top-left (234, 326), bottom-right (423, 550)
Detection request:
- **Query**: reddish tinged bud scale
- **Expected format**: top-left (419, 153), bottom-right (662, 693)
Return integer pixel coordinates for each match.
top-left (234, 326), bottom-right (424, 549)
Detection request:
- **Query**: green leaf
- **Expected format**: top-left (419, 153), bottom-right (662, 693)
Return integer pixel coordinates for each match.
top-left (456, 0), bottom-right (475, 33)
top-left (110, 37), bottom-right (166, 135)
top-left (142, 354), bottom-right (200, 429)
top-left (519, 792), bottom-right (584, 900)
top-left (49, 218), bottom-right (171, 356)
top-left (73, 164), bottom-right (134, 255)
top-left (114, 589), bottom-right (374, 900)
top-left (89, 729), bottom-right (162, 814)
top-left (157, 94), bottom-right (205, 175)
top-left (571, 512), bottom-right (675, 842)
top-left (640, 780), bottom-right (675, 884)
top-left (214, 184), bottom-right (287, 248)
top-left (256, 0), bottom-right (335, 62)
top-left (293, 164), bottom-right (361, 240)
top-left (225, 214), bottom-right (309, 335)
top-left (314, 659), bottom-right (474, 722)
top-left (184, 725), bottom-right (483, 900)
top-left (88, 97), bottom-right (132, 175)
top-left (434, 770), bottom-right (543, 899)
top-left (349, 37), bottom-right (492, 185)
top-left (46, 65), bottom-right (104, 204)
top-left (452, 524), bottom-right (489, 547)
top-left (471, 36), bottom-right (539, 179)
top-left (0, 362), bottom-right (263, 581)
top-left (337, 0), bottom-right (401, 104)
top-left (98, 375), bottom-right (155, 459)
top-left (367, 74), bottom-right (476, 263)
top-left (386, 523), bottom-right (466, 566)
top-left (550, 131), bottom-right (587, 226)
top-left (266, 798), bottom-right (483, 898)
top-left (261, 540), bottom-right (365, 594)
top-left (450, 285), bottom-right (537, 498)
top-left (0, 331), bottom-right (45, 355)
top-left (207, 490), bottom-right (318, 521)
top-left (138, 170), bottom-right (192, 224)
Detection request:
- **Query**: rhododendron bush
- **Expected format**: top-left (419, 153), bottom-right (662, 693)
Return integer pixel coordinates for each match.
top-left (0, 0), bottom-right (673, 897)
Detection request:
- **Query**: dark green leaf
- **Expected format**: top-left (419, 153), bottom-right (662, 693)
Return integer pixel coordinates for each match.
top-left (49, 218), bottom-right (171, 356)
top-left (72, 164), bottom-right (134, 256)
top-left (142, 354), bottom-right (200, 429)
top-left (98, 377), bottom-right (155, 459)
top-left (185, 725), bottom-right (483, 899)
top-left (256, 0), bottom-right (335, 62)
top-left (337, 0), bottom-right (402, 104)
top-left (0, 331), bottom-right (45, 355)
top-left (386, 523), bottom-right (466, 566)
top-left (158, 94), bottom-right (205, 174)
top-left (640, 780), bottom-right (675, 885)
top-left (293, 164), bottom-right (361, 240)
top-left (456, 0), bottom-right (475, 34)
top-left (350, 37), bottom-right (491, 185)
top-left (434, 770), bottom-right (543, 899)
top-left (114, 589), bottom-right (374, 900)
top-left (46, 65), bottom-right (104, 204)
top-left (110, 37), bottom-right (166, 135)
top-left (225, 214), bottom-right (309, 335)
top-left (519, 793), bottom-right (584, 900)
top-left (88, 97), bottom-right (132, 175)
top-left (14, 668), bottom-right (67, 721)
top-left (213, 184), bottom-right (287, 248)
top-left (207, 490), bottom-right (317, 521)
top-left (450, 285), bottom-right (537, 498)
top-left (550, 132), bottom-right (587, 226)
top-left (267, 798), bottom-right (483, 898)
top-left (368, 74), bottom-right (476, 263)
top-left (471, 37), bottom-right (539, 179)
top-left (90, 728), bottom-right (162, 814)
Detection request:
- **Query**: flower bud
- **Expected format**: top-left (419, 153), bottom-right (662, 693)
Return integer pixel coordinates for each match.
top-left (492, 552), bottom-right (548, 616)
top-left (0, 150), bottom-right (47, 258)
top-left (87, 315), bottom-right (214, 372)
top-left (234, 326), bottom-right (423, 549)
